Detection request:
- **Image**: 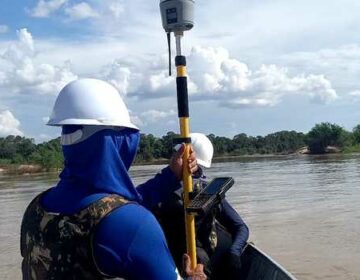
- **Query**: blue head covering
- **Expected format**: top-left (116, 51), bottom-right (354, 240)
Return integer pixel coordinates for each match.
top-left (41, 126), bottom-right (143, 214)
top-left (56, 126), bottom-right (142, 202)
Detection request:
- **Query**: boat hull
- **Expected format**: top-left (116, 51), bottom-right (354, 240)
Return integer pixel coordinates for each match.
top-left (240, 243), bottom-right (297, 280)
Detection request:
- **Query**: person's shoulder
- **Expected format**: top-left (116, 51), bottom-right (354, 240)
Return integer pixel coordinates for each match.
top-left (95, 203), bottom-right (160, 241)
top-left (105, 203), bottom-right (150, 219)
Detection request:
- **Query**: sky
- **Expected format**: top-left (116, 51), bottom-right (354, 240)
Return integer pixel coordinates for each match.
top-left (0, 0), bottom-right (360, 142)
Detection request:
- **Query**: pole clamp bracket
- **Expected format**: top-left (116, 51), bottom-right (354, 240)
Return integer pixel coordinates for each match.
top-left (173, 137), bottom-right (192, 145)
top-left (175, 55), bottom-right (186, 66)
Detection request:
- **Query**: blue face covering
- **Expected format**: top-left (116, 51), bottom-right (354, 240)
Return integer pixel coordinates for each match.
top-left (57, 126), bottom-right (142, 202)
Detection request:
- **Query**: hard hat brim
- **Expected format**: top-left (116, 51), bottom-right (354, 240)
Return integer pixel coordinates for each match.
top-left (47, 118), bottom-right (139, 130)
top-left (197, 158), bottom-right (211, 168)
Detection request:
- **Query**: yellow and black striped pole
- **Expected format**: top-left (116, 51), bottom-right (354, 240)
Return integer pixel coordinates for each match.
top-left (175, 32), bottom-right (197, 268)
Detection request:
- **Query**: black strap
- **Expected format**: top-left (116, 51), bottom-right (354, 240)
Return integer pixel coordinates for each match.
top-left (173, 137), bottom-right (192, 145)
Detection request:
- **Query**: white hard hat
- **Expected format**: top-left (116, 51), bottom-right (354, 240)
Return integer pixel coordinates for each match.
top-left (177, 133), bottom-right (212, 168)
top-left (47, 78), bottom-right (138, 130)
top-left (190, 133), bottom-right (213, 168)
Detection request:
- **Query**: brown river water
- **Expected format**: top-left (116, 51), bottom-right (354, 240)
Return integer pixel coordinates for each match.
top-left (1, 154), bottom-right (359, 279)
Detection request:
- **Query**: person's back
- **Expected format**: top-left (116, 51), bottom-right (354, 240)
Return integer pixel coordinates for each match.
top-left (20, 79), bottom-right (205, 280)
top-left (21, 194), bottom-right (129, 279)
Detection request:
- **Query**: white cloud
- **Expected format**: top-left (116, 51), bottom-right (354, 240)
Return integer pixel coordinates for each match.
top-left (348, 90), bottom-right (360, 102)
top-left (187, 46), bottom-right (250, 95)
top-left (124, 109), bottom-right (178, 129)
top-left (1, 30), bottom-right (336, 108)
top-left (127, 109), bottom-right (143, 127)
top-left (28, 0), bottom-right (68, 18)
top-left (280, 44), bottom-right (360, 95)
top-left (38, 134), bottom-right (53, 142)
top-left (349, 90), bottom-right (360, 97)
top-left (28, 0), bottom-right (127, 24)
top-left (140, 109), bottom-right (176, 123)
top-left (106, 0), bottom-right (125, 18)
top-left (64, 2), bottom-right (99, 21)
top-left (2, 29), bottom-right (35, 64)
top-left (0, 110), bottom-right (23, 136)
top-left (249, 65), bottom-right (337, 105)
top-left (144, 71), bottom-right (175, 97)
top-left (0, 25), bottom-right (9, 34)
top-left (100, 57), bottom-right (175, 99)
top-left (220, 97), bottom-right (277, 109)
top-left (133, 46), bottom-right (337, 107)
top-left (129, 115), bottom-right (143, 127)
top-left (281, 45), bottom-right (360, 73)
top-left (0, 29), bottom-right (77, 95)
top-left (135, 109), bottom-right (177, 128)
top-left (26, 0), bottom-right (129, 27)
top-left (192, 47), bottom-right (337, 106)
top-left (0, 28), bottom-right (338, 123)
top-left (64, 0), bottom-right (160, 37)
top-left (101, 60), bottom-right (132, 96)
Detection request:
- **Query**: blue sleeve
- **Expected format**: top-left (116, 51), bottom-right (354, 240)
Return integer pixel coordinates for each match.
top-left (217, 199), bottom-right (249, 256)
top-left (136, 166), bottom-right (181, 210)
top-left (93, 204), bottom-right (181, 280)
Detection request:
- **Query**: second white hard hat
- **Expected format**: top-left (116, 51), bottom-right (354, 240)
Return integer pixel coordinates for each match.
top-left (47, 78), bottom-right (138, 130)
top-left (175, 133), bottom-right (214, 168)
top-left (190, 133), bottom-right (214, 168)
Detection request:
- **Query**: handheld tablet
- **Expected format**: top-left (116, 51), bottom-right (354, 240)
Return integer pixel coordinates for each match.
top-left (186, 177), bottom-right (234, 215)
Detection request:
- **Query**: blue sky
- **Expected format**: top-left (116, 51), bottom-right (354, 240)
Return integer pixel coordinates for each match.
top-left (0, 0), bottom-right (360, 142)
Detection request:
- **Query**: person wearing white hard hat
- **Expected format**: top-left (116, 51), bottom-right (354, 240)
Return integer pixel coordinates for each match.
top-left (187, 133), bottom-right (213, 168)
top-left (20, 78), bottom-right (206, 280)
top-left (154, 133), bottom-right (249, 280)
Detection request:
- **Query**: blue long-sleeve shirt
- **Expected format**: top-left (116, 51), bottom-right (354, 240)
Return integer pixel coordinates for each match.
top-left (42, 166), bottom-right (182, 280)
top-left (93, 166), bottom-right (182, 279)
top-left (216, 199), bottom-right (249, 256)
top-left (137, 166), bottom-right (181, 209)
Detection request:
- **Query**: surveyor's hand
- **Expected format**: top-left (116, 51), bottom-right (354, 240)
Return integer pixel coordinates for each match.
top-left (170, 144), bottom-right (198, 180)
top-left (183, 254), bottom-right (207, 280)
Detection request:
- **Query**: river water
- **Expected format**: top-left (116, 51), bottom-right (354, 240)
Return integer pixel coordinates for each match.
top-left (1, 154), bottom-right (359, 279)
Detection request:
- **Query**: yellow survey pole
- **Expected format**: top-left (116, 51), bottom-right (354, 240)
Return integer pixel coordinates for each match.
top-left (175, 32), bottom-right (197, 268)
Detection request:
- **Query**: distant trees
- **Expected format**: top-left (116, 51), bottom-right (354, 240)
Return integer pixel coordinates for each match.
top-left (208, 134), bottom-right (234, 156)
top-left (29, 138), bottom-right (63, 171)
top-left (0, 122), bottom-right (359, 171)
top-left (222, 131), bottom-right (306, 155)
top-left (0, 136), bottom-right (63, 171)
top-left (0, 136), bottom-right (36, 164)
top-left (257, 131), bottom-right (307, 154)
top-left (307, 123), bottom-right (350, 153)
top-left (136, 132), bottom-right (178, 162)
top-left (233, 133), bottom-right (255, 155)
top-left (352, 124), bottom-right (360, 144)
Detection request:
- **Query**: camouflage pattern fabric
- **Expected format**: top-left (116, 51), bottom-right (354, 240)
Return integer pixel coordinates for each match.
top-left (20, 192), bottom-right (130, 280)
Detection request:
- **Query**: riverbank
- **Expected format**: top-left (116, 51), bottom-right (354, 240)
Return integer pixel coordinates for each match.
top-left (0, 154), bottom-right (293, 172)
top-left (0, 164), bottom-right (59, 175)
top-left (1, 148), bottom-right (358, 175)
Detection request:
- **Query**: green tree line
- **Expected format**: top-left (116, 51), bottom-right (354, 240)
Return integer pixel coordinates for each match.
top-left (1, 122), bottom-right (360, 170)
top-left (0, 135), bottom-right (63, 171)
